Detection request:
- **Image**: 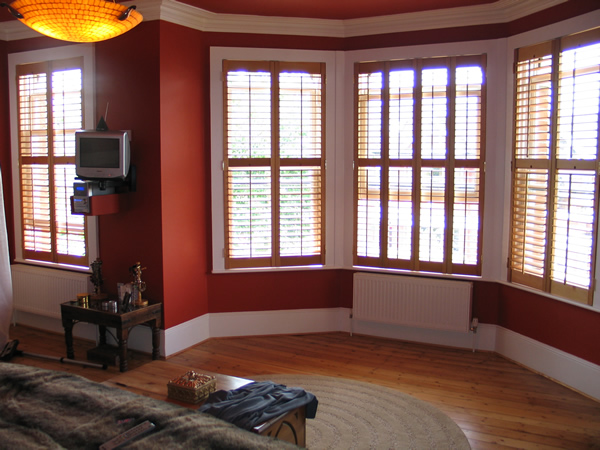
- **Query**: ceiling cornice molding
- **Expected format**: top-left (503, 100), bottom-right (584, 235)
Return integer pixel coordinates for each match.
top-left (152, 0), bottom-right (568, 38)
top-left (498, 0), bottom-right (569, 22)
top-left (343, 0), bottom-right (568, 37)
top-left (0, 0), bottom-right (570, 41)
top-left (155, 0), bottom-right (346, 37)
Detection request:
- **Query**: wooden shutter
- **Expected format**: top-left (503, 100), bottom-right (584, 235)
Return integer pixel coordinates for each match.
top-left (452, 62), bottom-right (485, 273)
top-left (223, 60), bottom-right (325, 269)
top-left (355, 66), bottom-right (384, 264)
top-left (510, 28), bottom-right (600, 304)
top-left (17, 57), bottom-right (88, 267)
top-left (419, 62), bottom-right (448, 273)
top-left (354, 56), bottom-right (486, 275)
top-left (509, 42), bottom-right (553, 289)
top-left (550, 29), bottom-right (600, 303)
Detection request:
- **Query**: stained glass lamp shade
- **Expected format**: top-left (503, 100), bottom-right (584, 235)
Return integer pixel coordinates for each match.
top-left (1, 0), bottom-right (142, 42)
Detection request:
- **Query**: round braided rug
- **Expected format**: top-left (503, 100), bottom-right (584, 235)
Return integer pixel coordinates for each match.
top-left (252, 374), bottom-right (470, 450)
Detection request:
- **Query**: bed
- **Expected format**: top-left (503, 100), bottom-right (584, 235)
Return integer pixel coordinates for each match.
top-left (0, 362), bottom-right (299, 449)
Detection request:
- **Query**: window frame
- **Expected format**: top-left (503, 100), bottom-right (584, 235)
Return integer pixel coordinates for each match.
top-left (9, 44), bottom-right (98, 272)
top-left (222, 59), bottom-right (326, 269)
top-left (508, 27), bottom-right (600, 305)
top-left (210, 47), bottom-right (339, 273)
top-left (353, 55), bottom-right (487, 276)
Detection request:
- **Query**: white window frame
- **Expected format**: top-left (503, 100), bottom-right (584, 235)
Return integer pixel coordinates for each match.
top-left (508, 28), bottom-right (600, 305)
top-left (210, 47), bottom-right (342, 273)
top-left (352, 55), bottom-right (487, 276)
top-left (9, 44), bottom-right (98, 271)
top-left (505, 12), bottom-right (600, 310)
top-left (345, 40), bottom-right (506, 282)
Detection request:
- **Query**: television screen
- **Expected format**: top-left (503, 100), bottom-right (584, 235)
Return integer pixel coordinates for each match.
top-left (79, 137), bottom-right (120, 168)
top-left (75, 130), bottom-right (130, 180)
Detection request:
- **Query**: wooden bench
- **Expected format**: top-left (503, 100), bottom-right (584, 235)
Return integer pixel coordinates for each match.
top-left (103, 360), bottom-right (306, 446)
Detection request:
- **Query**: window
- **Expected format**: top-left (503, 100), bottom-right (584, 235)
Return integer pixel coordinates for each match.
top-left (16, 58), bottom-right (87, 266)
top-left (10, 46), bottom-right (96, 270)
top-left (509, 28), bottom-right (600, 305)
top-left (223, 60), bottom-right (325, 269)
top-left (354, 55), bottom-right (486, 275)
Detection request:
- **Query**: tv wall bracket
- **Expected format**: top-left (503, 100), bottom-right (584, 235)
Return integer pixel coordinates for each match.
top-left (71, 166), bottom-right (136, 215)
top-left (75, 165), bottom-right (137, 196)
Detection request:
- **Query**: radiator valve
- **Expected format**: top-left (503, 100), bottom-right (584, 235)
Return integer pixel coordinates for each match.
top-left (470, 317), bottom-right (479, 333)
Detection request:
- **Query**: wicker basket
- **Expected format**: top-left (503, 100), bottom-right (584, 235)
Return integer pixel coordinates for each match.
top-left (167, 371), bottom-right (216, 404)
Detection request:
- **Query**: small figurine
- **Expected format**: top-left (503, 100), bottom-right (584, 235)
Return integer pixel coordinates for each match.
top-left (129, 261), bottom-right (147, 307)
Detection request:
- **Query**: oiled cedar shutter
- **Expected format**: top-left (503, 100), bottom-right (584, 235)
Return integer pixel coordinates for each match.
top-left (223, 60), bottom-right (325, 269)
top-left (509, 28), bottom-right (600, 304)
top-left (354, 55), bottom-right (486, 275)
top-left (510, 41), bottom-right (553, 291)
top-left (17, 58), bottom-right (88, 267)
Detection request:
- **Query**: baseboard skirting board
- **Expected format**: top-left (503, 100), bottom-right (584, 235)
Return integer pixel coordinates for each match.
top-left (164, 307), bottom-right (599, 401)
top-left (163, 307), bottom-right (496, 355)
top-left (494, 326), bottom-right (600, 401)
top-left (163, 307), bottom-right (352, 357)
top-left (164, 314), bottom-right (210, 357)
top-left (14, 307), bottom-right (600, 401)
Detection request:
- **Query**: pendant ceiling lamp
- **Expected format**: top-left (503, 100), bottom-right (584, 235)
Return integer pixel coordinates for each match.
top-left (1, 0), bottom-right (142, 42)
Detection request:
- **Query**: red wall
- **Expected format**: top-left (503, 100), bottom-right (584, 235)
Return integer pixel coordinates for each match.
top-left (472, 280), bottom-right (501, 325)
top-left (158, 21), bottom-right (210, 327)
top-left (93, 22), bottom-right (165, 309)
top-left (208, 269), bottom-right (353, 313)
top-left (0, 39), bottom-right (13, 261)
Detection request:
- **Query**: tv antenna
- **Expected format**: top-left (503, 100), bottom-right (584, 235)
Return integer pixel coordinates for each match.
top-left (96, 102), bottom-right (110, 131)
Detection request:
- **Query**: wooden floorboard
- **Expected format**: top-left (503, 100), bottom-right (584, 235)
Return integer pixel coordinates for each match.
top-left (5, 324), bottom-right (600, 449)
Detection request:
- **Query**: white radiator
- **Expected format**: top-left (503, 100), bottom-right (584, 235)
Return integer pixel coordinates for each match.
top-left (11, 265), bottom-right (90, 319)
top-left (353, 273), bottom-right (473, 333)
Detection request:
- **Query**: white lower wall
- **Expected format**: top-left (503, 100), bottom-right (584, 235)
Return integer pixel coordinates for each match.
top-left (165, 308), bottom-right (599, 401)
top-left (351, 316), bottom-right (497, 352)
top-left (164, 307), bottom-right (351, 356)
top-left (495, 327), bottom-right (600, 401)
top-left (164, 314), bottom-right (210, 357)
top-left (210, 307), bottom-right (351, 338)
top-left (13, 306), bottom-right (600, 401)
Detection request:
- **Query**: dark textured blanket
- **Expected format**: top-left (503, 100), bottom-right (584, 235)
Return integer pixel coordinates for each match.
top-left (199, 381), bottom-right (317, 430)
top-left (0, 363), bottom-right (298, 449)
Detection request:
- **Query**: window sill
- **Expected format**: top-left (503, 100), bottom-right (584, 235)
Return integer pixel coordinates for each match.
top-left (211, 264), bottom-right (332, 275)
top-left (13, 259), bottom-right (91, 274)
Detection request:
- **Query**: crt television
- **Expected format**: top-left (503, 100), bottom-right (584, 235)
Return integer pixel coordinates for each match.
top-left (75, 130), bottom-right (130, 180)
